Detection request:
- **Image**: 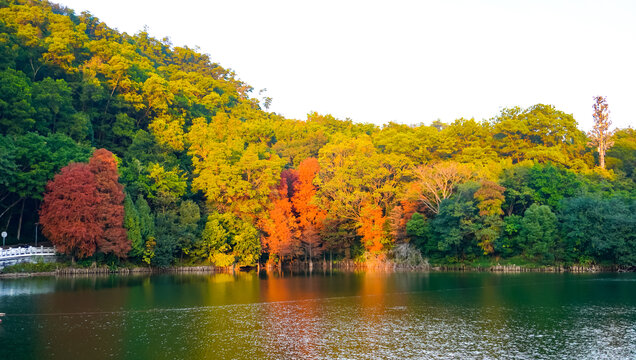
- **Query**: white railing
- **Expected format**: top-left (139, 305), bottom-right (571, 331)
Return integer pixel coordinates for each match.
top-left (0, 246), bottom-right (56, 260)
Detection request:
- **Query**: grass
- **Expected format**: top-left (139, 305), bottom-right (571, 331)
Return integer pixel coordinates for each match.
top-left (428, 255), bottom-right (559, 269)
top-left (1, 261), bottom-right (59, 274)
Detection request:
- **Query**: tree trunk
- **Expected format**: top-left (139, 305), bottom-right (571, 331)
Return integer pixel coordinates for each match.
top-left (599, 145), bottom-right (606, 169)
top-left (17, 199), bottom-right (25, 242)
top-left (0, 198), bottom-right (21, 220)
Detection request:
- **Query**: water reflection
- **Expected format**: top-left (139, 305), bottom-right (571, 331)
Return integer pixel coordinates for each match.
top-left (0, 271), bottom-right (635, 359)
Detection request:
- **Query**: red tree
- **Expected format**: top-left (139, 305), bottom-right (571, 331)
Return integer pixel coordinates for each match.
top-left (292, 158), bottom-right (326, 265)
top-left (261, 169), bottom-right (300, 264)
top-left (89, 149), bottom-right (130, 257)
top-left (40, 149), bottom-right (130, 259)
top-left (389, 199), bottom-right (419, 242)
top-left (358, 203), bottom-right (386, 253)
top-left (40, 163), bottom-right (102, 258)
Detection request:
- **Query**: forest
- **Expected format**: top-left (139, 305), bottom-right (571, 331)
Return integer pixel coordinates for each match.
top-left (0, 0), bottom-right (634, 269)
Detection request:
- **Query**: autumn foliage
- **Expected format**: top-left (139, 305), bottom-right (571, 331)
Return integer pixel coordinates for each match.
top-left (261, 169), bottom-right (299, 263)
top-left (358, 204), bottom-right (386, 253)
top-left (39, 163), bottom-right (102, 258)
top-left (90, 149), bottom-right (130, 257)
top-left (40, 149), bottom-right (130, 259)
top-left (261, 158), bottom-right (327, 264)
top-left (292, 158), bottom-right (327, 259)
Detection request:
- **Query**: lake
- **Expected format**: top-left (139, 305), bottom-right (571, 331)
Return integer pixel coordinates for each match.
top-left (0, 271), bottom-right (635, 359)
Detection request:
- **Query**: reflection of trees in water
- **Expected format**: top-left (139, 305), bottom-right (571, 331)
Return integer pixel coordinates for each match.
top-left (0, 278), bottom-right (56, 296)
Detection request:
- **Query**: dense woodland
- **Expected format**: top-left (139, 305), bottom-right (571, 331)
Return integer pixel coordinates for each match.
top-left (0, 0), bottom-right (634, 269)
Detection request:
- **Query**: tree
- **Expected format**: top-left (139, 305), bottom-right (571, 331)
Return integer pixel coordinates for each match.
top-left (0, 68), bottom-right (34, 134)
top-left (519, 204), bottom-right (558, 264)
top-left (89, 149), bottom-right (130, 258)
top-left (152, 200), bottom-right (201, 267)
top-left (292, 158), bottom-right (326, 265)
top-left (1, 133), bottom-right (90, 241)
top-left (500, 163), bottom-right (582, 212)
top-left (427, 183), bottom-right (481, 260)
top-left (357, 203), bottom-right (387, 253)
top-left (414, 161), bottom-right (473, 214)
top-left (40, 149), bottom-right (130, 259)
top-left (39, 163), bottom-right (101, 259)
top-left (136, 195), bottom-right (155, 246)
top-left (260, 170), bottom-right (300, 265)
top-left (491, 104), bottom-right (588, 168)
top-left (193, 212), bottom-right (260, 267)
top-left (317, 136), bottom-right (411, 256)
top-left (606, 128), bottom-right (636, 181)
top-left (473, 180), bottom-right (505, 254)
top-left (588, 96), bottom-right (614, 169)
top-left (406, 212), bottom-right (429, 254)
top-left (123, 193), bottom-right (142, 257)
top-left (560, 196), bottom-right (636, 265)
top-left (31, 77), bottom-right (79, 137)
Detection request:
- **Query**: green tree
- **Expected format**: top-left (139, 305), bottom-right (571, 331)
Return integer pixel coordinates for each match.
top-left (406, 212), bottom-right (430, 255)
top-left (491, 104), bottom-right (588, 169)
top-left (136, 195), bottom-right (155, 242)
top-left (560, 196), bottom-right (636, 265)
top-left (31, 77), bottom-right (77, 136)
top-left (192, 212), bottom-right (260, 267)
top-left (606, 128), bottom-right (635, 181)
top-left (124, 193), bottom-right (143, 257)
top-left (519, 204), bottom-right (558, 264)
top-left (0, 68), bottom-right (34, 134)
top-left (427, 183), bottom-right (481, 261)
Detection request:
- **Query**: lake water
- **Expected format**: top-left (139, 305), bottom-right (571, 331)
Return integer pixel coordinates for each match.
top-left (0, 271), bottom-right (635, 359)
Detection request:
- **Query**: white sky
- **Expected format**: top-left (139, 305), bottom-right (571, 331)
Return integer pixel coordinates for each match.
top-left (58, 0), bottom-right (636, 130)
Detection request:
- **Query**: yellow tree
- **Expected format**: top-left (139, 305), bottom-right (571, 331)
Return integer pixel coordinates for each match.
top-left (317, 136), bottom-right (411, 254)
top-left (414, 161), bottom-right (473, 214)
top-left (473, 180), bottom-right (506, 254)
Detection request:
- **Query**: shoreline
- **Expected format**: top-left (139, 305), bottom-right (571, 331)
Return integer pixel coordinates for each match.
top-left (1, 263), bottom-right (633, 278)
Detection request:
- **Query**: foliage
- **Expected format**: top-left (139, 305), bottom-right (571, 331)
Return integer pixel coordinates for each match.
top-left (560, 196), bottom-right (636, 265)
top-left (39, 162), bottom-right (102, 258)
top-left (1, 260), bottom-right (58, 273)
top-left (0, 0), bottom-right (634, 268)
top-left (519, 204), bottom-right (558, 264)
top-left (192, 212), bottom-right (260, 267)
top-left (414, 161), bottom-right (473, 214)
top-left (39, 149), bottom-right (130, 259)
top-left (123, 193), bottom-right (142, 257)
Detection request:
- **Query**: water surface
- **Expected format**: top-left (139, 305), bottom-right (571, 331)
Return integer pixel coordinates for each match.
top-left (0, 271), bottom-right (635, 359)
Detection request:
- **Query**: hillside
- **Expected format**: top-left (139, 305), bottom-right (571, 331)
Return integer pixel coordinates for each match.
top-left (0, 0), bottom-right (634, 268)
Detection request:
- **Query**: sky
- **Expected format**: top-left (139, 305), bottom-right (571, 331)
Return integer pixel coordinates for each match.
top-left (58, 0), bottom-right (636, 131)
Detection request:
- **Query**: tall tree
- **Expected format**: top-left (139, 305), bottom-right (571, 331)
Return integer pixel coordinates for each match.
top-left (260, 170), bottom-right (300, 265)
top-left (39, 163), bottom-right (101, 259)
top-left (357, 203), bottom-right (387, 253)
top-left (89, 149), bottom-right (130, 258)
top-left (519, 204), bottom-right (558, 264)
top-left (40, 149), bottom-right (130, 259)
top-left (292, 158), bottom-right (326, 266)
top-left (473, 180), bottom-right (505, 255)
top-left (123, 193), bottom-right (142, 257)
top-left (588, 96), bottom-right (614, 169)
